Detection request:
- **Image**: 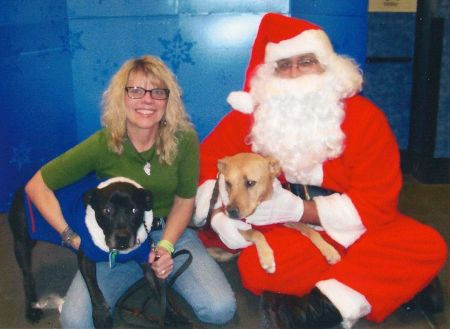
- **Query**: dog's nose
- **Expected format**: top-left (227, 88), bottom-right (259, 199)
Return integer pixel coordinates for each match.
top-left (227, 206), bottom-right (240, 219)
top-left (115, 234), bottom-right (131, 249)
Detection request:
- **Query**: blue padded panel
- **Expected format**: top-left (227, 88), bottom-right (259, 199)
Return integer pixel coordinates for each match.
top-left (293, 14), bottom-right (368, 68)
top-left (367, 13), bottom-right (415, 57)
top-left (364, 62), bottom-right (413, 149)
top-left (292, 0), bottom-right (368, 16)
top-left (178, 0), bottom-right (288, 14)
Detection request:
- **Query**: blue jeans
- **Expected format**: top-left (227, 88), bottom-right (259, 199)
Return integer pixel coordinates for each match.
top-left (60, 228), bottom-right (236, 328)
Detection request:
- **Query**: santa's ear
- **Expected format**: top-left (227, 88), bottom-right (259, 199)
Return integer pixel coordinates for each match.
top-left (267, 157), bottom-right (281, 177)
top-left (82, 188), bottom-right (97, 207)
top-left (139, 189), bottom-right (153, 211)
top-left (217, 157), bottom-right (228, 174)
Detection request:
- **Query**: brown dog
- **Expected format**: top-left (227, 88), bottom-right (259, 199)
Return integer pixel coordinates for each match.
top-left (209, 152), bottom-right (341, 273)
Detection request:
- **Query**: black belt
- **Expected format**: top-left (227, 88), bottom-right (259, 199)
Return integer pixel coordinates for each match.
top-left (151, 217), bottom-right (167, 231)
top-left (287, 183), bottom-right (337, 200)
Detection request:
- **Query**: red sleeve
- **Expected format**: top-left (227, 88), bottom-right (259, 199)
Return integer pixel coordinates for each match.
top-left (324, 96), bottom-right (403, 229)
top-left (200, 111), bottom-right (253, 184)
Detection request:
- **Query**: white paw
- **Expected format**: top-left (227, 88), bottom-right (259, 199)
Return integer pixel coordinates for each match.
top-left (259, 250), bottom-right (276, 273)
top-left (324, 247), bottom-right (341, 264)
top-left (262, 261), bottom-right (276, 274)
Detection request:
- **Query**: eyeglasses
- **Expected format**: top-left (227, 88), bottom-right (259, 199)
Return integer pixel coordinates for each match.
top-left (125, 86), bottom-right (170, 100)
top-left (275, 55), bottom-right (320, 73)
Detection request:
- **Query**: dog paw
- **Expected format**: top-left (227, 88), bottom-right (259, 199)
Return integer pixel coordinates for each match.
top-left (324, 246), bottom-right (341, 264)
top-left (262, 261), bottom-right (276, 274)
top-left (26, 307), bottom-right (43, 323)
top-left (259, 249), bottom-right (276, 274)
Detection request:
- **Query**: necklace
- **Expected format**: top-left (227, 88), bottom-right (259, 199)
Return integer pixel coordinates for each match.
top-left (127, 138), bottom-right (157, 176)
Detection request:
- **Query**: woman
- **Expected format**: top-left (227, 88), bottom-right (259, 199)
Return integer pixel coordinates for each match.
top-left (25, 55), bottom-right (236, 328)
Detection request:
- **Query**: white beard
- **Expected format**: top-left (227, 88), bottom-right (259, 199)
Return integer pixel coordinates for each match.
top-left (249, 64), bottom-right (353, 184)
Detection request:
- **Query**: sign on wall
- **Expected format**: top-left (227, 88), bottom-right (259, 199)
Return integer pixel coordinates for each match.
top-left (369, 0), bottom-right (417, 12)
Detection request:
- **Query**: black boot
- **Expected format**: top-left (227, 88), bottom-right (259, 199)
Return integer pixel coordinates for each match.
top-left (261, 288), bottom-right (343, 329)
top-left (403, 277), bottom-right (444, 315)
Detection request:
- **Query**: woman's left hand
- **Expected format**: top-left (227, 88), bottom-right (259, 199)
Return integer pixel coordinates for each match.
top-left (149, 247), bottom-right (174, 280)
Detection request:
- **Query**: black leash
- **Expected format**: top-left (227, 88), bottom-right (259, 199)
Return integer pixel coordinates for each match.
top-left (204, 179), bottom-right (220, 228)
top-left (147, 249), bottom-right (193, 328)
top-left (116, 249), bottom-right (193, 328)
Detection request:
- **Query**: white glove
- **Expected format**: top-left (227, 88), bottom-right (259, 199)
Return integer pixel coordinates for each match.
top-left (211, 212), bottom-right (252, 249)
top-left (245, 179), bottom-right (304, 226)
top-left (193, 179), bottom-right (222, 227)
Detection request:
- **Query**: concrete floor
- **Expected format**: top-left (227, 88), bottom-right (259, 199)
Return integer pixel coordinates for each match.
top-left (0, 175), bottom-right (448, 329)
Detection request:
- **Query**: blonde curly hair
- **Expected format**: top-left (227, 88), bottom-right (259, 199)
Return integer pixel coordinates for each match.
top-left (101, 55), bottom-right (193, 165)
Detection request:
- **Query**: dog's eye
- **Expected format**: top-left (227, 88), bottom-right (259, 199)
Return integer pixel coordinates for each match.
top-left (131, 208), bottom-right (138, 214)
top-left (246, 180), bottom-right (256, 188)
top-left (102, 207), bottom-right (112, 215)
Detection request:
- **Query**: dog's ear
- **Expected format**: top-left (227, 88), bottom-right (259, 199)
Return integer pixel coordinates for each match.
top-left (83, 188), bottom-right (97, 207)
top-left (141, 189), bottom-right (153, 211)
top-left (267, 157), bottom-right (281, 177)
top-left (217, 157), bottom-right (228, 174)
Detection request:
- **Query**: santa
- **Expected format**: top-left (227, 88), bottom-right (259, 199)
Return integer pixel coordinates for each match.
top-left (194, 13), bottom-right (447, 329)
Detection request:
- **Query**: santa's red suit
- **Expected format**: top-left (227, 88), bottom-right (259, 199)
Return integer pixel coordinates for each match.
top-left (196, 13), bottom-right (447, 325)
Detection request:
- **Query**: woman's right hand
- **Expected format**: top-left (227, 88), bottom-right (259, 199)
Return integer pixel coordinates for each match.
top-left (71, 235), bottom-right (81, 250)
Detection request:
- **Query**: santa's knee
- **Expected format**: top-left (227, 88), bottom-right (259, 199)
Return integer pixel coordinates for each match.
top-left (422, 225), bottom-right (448, 265)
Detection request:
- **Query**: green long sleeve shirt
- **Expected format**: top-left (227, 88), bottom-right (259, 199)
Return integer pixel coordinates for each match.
top-left (41, 128), bottom-right (200, 217)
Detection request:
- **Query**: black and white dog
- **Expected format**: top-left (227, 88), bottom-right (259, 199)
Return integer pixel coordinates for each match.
top-left (8, 176), bottom-right (153, 329)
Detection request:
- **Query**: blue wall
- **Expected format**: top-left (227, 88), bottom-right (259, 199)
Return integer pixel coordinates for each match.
top-left (2, 0), bottom-right (368, 212)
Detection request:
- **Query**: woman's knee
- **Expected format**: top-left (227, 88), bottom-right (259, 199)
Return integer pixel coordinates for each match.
top-left (60, 302), bottom-right (92, 329)
top-left (59, 271), bottom-right (93, 328)
top-left (425, 226), bottom-right (448, 264)
top-left (195, 294), bottom-right (236, 325)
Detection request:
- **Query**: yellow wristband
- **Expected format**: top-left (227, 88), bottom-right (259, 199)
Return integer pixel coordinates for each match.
top-left (157, 239), bottom-right (175, 254)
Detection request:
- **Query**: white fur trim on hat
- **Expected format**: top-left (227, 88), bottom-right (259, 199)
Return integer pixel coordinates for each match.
top-left (265, 29), bottom-right (335, 65)
top-left (227, 91), bottom-right (255, 114)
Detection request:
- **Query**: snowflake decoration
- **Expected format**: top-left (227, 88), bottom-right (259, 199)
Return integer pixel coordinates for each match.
top-left (159, 31), bottom-right (196, 73)
top-left (60, 30), bottom-right (86, 58)
top-left (10, 142), bottom-right (32, 172)
top-left (93, 58), bottom-right (119, 86)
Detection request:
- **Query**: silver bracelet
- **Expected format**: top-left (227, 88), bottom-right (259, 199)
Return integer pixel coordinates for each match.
top-left (60, 226), bottom-right (78, 246)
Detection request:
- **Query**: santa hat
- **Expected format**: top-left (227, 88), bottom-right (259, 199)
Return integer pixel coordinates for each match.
top-left (227, 13), bottom-right (337, 113)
